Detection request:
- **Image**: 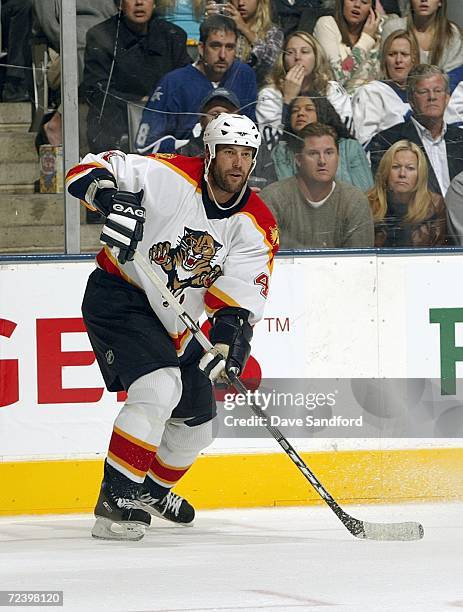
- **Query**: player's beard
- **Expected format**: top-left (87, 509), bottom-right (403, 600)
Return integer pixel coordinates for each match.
top-left (209, 162), bottom-right (248, 195)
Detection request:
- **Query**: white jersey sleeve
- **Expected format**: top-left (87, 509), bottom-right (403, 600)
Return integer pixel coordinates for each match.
top-left (327, 80), bottom-right (353, 132)
top-left (352, 81), bottom-right (411, 146)
top-left (256, 86), bottom-right (284, 148)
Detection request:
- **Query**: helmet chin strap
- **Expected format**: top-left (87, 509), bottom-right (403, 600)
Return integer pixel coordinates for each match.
top-left (204, 150), bottom-right (257, 211)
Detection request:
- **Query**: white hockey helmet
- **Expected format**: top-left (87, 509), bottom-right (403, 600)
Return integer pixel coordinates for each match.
top-left (203, 113), bottom-right (261, 210)
top-left (203, 113), bottom-right (261, 160)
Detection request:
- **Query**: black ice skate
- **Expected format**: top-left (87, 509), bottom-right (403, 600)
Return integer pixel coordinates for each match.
top-left (138, 488), bottom-right (195, 525)
top-left (92, 481), bottom-right (151, 541)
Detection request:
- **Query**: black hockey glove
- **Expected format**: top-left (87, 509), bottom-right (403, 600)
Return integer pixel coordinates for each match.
top-left (99, 190), bottom-right (146, 264)
top-left (199, 308), bottom-right (253, 384)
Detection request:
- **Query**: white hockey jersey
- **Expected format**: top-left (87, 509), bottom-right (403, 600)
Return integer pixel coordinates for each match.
top-left (66, 152), bottom-right (279, 356)
top-left (353, 80), bottom-right (463, 147)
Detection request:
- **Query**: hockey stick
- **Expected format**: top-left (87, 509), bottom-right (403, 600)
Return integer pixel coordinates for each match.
top-left (134, 250), bottom-right (424, 542)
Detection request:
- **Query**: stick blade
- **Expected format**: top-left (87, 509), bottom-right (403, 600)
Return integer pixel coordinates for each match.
top-left (358, 520), bottom-right (424, 541)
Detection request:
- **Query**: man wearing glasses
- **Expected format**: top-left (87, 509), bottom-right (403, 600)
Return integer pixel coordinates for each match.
top-left (369, 64), bottom-right (463, 196)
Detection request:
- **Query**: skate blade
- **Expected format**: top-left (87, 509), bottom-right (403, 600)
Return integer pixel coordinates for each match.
top-left (91, 516), bottom-right (147, 541)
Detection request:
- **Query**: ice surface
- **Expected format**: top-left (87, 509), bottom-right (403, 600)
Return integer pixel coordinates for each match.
top-left (0, 503), bottom-right (461, 612)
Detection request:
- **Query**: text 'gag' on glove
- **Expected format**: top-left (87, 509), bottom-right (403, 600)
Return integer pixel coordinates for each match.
top-left (100, 190), bottom-right (146, 264)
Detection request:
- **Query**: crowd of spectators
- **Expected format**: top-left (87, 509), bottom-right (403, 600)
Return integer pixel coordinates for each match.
top-left (135, 14), bottom-right (257, 153)
top-left (269, 93), bottom-right (373, 190)
top-left (84, 0), bottom-right (190, 153)
top-left (259, 122), bottom-right (375, 247)
top-left (1, 0), bottom-right (463, 249)
top-left (256, 31), bottom-right (352, 149)
top-left (369, 64), bottom-right (463, 196)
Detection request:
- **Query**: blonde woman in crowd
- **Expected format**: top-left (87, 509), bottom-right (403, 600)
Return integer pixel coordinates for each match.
top-left (368, 140), bottom-right (447, 246)
top-left (206, 0), bottom-right (283, 85)
top-left (382, 0), bottom-right (463, 81)
top-left (313, 0), bottom-right (382, 93)
top-left (256, 30), bottom-right (352, 149)
top-left (354, 29), bottom-right (463, 146)
top-left (352, 29), bottom-right (419, 146)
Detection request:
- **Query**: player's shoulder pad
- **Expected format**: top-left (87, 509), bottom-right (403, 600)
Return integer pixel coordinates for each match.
top-left (237, 190), bottom-right (280, 252)
top-left (146, 153), bottom-right (204, 188)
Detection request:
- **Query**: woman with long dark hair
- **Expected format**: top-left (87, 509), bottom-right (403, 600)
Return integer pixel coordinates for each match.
top-left (313, 0), bottom-right (382, 93)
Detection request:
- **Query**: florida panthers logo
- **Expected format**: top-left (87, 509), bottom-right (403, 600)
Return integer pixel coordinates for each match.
top-left (149, 227), bottom-right (223, 303)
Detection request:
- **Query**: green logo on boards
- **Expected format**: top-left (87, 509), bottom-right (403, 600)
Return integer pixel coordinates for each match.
top-left (429, 308), bottom-right (463, 395)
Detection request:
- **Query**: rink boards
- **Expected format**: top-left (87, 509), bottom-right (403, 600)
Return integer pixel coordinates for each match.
top-left (1, 253), bottom-right (463, 514)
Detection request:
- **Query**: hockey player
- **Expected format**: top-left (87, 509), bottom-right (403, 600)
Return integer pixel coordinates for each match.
top-left (65, 114), bottom-right (279, 540)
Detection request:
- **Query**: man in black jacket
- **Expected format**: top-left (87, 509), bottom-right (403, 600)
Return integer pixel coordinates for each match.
top-left (83, 0), bottom-right (191, 153)
top-left (271, 0), bottom-right (330, 35)
top-left (369, 64), bottom-right (463, 196)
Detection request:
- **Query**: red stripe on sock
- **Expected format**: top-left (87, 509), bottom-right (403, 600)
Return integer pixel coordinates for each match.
top-left (148, 456), bottom-right (190, 486)
top-left (108, 428), bottom-right (156, 474)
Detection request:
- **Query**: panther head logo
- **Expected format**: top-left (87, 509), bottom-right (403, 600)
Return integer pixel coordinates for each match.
top-left (180, 228), bottom-right (222, 272)
top-left (149, 228), bottom-right (223, 300)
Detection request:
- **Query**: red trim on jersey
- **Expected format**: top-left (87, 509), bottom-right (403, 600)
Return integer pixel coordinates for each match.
top-left (204, 286), bottom-right (240, 314)
top-left (96, 248), bottom-right (125, 280)
top-left (170, 328), bottom-right (190, 352)
top-left (242, 190), bottom-right (277, 227)
top-left (148, 456), bottom-right (190, 486)
top-left (96, 247), bottom-right (143, 288)
top-left (108, 428), bottom-right (156, 473)
top-left (65, 162), bottom-right (106, 182)
top-left (147, 154), bottom-right (204, 188)
top-left (239, 191), bottom-right (279, 262)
